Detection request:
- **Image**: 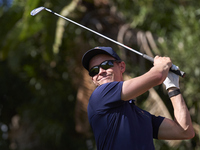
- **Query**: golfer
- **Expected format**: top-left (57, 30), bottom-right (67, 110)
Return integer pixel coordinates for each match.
top-left (82, 46), bottom-right (194, 150)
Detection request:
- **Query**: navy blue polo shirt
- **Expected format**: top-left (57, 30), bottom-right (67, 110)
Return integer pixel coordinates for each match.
top-left (87, 81), bottom-right (164, 150)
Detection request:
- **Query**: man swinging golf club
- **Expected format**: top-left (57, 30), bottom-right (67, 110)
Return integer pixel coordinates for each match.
top-left (82, 46), bottom-right (194, 150)
top-left (30, 6), bottom-right (194, 150)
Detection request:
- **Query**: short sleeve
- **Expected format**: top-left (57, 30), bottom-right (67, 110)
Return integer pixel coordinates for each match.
top-left (152, 115), bottom-right (165, 139)
top-left (89, 81), bottom-right (124, 114)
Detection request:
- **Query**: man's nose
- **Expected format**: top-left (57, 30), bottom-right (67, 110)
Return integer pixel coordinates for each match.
top-left (98, 67), bottom-right (106, 75)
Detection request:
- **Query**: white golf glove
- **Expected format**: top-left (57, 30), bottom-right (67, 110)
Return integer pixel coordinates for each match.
top-left (163, 65), bottom-right (180, 90)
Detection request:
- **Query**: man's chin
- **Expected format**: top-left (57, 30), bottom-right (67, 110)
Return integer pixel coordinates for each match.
top-left (96, 76), bottom-right (113, 85)
top-left (99, 79), bottom-right (113, 85)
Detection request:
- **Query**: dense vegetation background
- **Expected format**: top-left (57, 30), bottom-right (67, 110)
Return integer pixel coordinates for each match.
top-left (0, 0), bottom-right (200, 149)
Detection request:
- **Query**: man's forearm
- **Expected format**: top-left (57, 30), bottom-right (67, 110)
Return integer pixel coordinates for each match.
top-left (170, 89), bottom-right (195, 139)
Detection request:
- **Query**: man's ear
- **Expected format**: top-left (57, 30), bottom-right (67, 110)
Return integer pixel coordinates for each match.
top-left (120, 61), bottom-right (126, 73)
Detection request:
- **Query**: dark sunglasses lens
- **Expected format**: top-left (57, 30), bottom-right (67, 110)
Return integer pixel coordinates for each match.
top-left (101, 61), bottom-right (114, 70)
top-left (89, 60), bottom-right (115, 77)
top-left (89, 66), bottom-right (99, 77)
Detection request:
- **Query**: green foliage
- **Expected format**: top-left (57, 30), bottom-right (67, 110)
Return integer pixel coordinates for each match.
top-left (1, 0), bottom-right (200, 149)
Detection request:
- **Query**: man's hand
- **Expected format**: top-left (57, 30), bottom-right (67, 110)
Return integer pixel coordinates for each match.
top-left (153, 56), bottom-right (172, 70)
top-left (163, 65), bottom-right (179, 90)
top-left (153, 56), bottom-right (172, 82)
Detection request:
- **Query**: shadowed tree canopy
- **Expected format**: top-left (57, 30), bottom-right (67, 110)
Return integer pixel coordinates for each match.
top-left (0, 0), bottom-right (200, 149)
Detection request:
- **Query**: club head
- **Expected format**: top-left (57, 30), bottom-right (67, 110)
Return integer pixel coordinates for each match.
top-left (30, 7), bottom-right (45, 16)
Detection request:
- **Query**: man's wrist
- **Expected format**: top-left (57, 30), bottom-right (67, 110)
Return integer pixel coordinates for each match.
top-left (168, 89), bottom-right (181, 98)
top-left (167, 87), bottom-right (179, 92)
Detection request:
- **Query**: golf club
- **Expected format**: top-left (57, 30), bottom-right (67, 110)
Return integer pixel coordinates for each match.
top-left (30, 6), bottom-right (185, 78)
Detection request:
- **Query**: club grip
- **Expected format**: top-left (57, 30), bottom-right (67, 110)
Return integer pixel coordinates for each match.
top-left (169, 68), bottom-right (186, 78)
top-left (142, 54), bottom-right (186, 78)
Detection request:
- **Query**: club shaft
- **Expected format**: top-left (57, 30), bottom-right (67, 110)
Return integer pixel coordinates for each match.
top-left (31, 7), bottom-right (186, 77)
top-left (44, 8), bottom-right (143, 57)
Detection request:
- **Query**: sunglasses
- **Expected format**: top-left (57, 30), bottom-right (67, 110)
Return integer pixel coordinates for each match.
top-left (89, 60), bottom-right (121, 77)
